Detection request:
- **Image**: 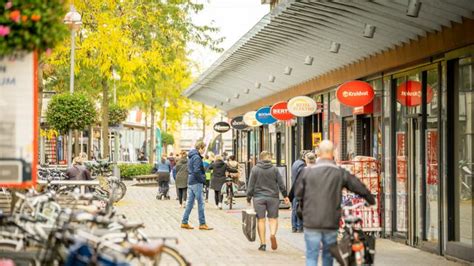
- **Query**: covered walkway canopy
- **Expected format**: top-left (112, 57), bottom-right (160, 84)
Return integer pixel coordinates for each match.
top-left (184, 0), bottom-right (474, 116)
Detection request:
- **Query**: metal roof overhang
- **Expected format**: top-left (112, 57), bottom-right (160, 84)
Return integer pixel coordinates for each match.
top-left (184, 0), bottom-right (474, 113)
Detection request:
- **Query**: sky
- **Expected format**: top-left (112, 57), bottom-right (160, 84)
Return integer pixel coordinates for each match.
top-left (189, 0), bottom-right (269, 74)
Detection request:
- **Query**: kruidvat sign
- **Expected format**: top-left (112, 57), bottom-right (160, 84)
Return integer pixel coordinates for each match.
top-left (243, 111), bottom-right (262, 127)
top-left (255, 106), bottom-right (277, 125)
top-left (397, 80), bottom-right (433, 107)
top-left (270, 101), bottom-right (294, 121)
top-left (336, 80), bottom-right (374, 107)
top-left (230, 116), bottom-right (249, 130)
top-left (287, 96), bottom-right (317, 117)
top-left (213, 121), bottom-right (231, 133)
top-left (0, 52), bottom-right (38, 187)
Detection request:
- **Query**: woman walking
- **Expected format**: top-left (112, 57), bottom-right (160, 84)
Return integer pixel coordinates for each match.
top-left (154, 156), bottom-right (171, 200)
top-left (175, 151), bottom-right (189, 208)
top-left (209, 155), bottom-right (236, 209)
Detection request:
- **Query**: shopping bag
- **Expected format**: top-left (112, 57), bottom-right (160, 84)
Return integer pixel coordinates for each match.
top-left (329, 234), bottom-right (351, 266)
top-left (241, 209), bottom-right (257, 242)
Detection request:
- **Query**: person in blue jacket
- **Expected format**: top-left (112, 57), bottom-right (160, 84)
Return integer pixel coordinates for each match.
top-left (180, 141), bottom-right (213, 230)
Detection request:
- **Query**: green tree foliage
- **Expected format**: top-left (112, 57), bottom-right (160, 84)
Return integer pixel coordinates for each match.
top-left (108, 104), bottom-right (128, 126)
top-left (46, 93), bottom-right (97, 133)
top-left (161, 132), bottom-right (175, 146)
top-left (0, 0), bottom-right (68, 55)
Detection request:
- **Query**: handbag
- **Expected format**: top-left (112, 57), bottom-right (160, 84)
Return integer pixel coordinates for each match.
top-left (241, 209), bottom-right (257, 242)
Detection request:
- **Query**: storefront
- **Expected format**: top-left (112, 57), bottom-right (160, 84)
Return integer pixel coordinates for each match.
top-left (185, 1), bottom-right (473, 262)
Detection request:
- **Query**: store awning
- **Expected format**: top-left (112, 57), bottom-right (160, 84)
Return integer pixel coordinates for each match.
top-left (183, 0), bottom-right (474, 113)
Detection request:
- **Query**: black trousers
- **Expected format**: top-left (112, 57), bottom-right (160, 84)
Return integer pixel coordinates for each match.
top-left (178, 188), bottom-right (187, 205)
top-left (214, 190), bottom-right (223, 206)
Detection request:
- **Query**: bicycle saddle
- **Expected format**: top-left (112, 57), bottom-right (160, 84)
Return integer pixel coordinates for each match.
top-left (132, 242), bottom-right (163, 258)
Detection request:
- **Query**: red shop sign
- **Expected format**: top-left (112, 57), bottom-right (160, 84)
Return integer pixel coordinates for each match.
top-left (397, 81), bottom-right (433, 106)
top-left (270, 101), bottom-right (294, 121)
top-left (336, 81), bottom-right (375, 107)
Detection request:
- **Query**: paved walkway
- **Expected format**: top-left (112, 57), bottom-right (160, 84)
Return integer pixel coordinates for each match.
top-left (115, 182), bottom-right (467, 266)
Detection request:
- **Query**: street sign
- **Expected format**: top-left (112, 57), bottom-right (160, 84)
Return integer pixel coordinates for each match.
top-left (337, 80), bottom-right (374, 107)
top-left (230, 116), bottom-right (249, 130)
top-left (243, 111), bottom-right (261, 127)
top-left (213, 121), bottom-right (231, 133)
top-left (396, 80), bottom-right (433, 106)
top-left (0, 52), bottom-right (38, 187)
top-left (287, 96), bottom-right (317, 117)
top-left (270, 101), bottom-right (294, 121)
top-left (255, 106), bottom-right (276, 125)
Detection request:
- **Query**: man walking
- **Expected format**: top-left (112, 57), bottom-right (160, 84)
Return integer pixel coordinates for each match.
top-left (180, 141), bottom-right (213, 230)
top-left (295, 140), bottom-right (375, 266)
top-left (247, 151), bottom-right (290, 251)
top-left (288, 150), bottom-right (308, 233)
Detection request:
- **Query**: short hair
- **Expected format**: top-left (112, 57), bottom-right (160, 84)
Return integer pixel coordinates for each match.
top-left (229, 155), bottom-right (236, 161)
top-left (318, 140), bottom-right (334, 155)
top-left (259, 151), bottom-right (272, 161)
top-left (195, 141), bottom-right (205, 150)
top-left (305, 152), bottom-right (316, 164)
top-left (300, 150), bottom-right (310, 159)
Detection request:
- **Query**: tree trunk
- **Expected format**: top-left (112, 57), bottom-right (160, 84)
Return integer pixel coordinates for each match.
top-left (101, 79), bottom-right (109, 160)
top-left (37, 59), bottom-right (44, 164)
top-left (74, 130), bottom-right (80, 157)
top-left (149, 98), bottom-right (155, 164)
top-left (88, 126), bottom-right (93, 160)
top-left (144, 111), bottom-right (148, 156)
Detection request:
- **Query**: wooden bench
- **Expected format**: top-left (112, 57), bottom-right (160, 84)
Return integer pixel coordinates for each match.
top-left (133, 174), bottom-right (157, 186)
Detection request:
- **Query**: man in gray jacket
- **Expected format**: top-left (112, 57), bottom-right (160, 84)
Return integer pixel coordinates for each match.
top-left (295, 140), bottom-right (375, 266)
top-left (247, 151), bottom-right (290, 252)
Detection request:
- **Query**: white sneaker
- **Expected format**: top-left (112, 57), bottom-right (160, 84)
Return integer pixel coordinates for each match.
top-left (218, 203), bottom-right (222, 209)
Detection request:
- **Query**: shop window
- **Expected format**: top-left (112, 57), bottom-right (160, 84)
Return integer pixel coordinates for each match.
top-left (455, 57), bottom-right (473, 246)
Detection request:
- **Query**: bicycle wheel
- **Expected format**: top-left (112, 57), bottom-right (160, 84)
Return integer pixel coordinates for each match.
top-left (227, 186), bottom-right (233, 210)
top-left (153, 246), bottom-right (189, 266)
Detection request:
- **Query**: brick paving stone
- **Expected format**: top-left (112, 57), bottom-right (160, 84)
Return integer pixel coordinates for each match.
top-left (116, 182), bottom-right (467, 266)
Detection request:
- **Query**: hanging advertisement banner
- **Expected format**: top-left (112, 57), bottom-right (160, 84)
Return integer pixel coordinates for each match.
top-left (396, 80), bottom-right (433, 107)
top-left (213, 121), bottom-right (231, 133)
top-left (336, 80), bottom-right (374, 107)
top-left (0, 52), bottom-right (38, 187)
top-left (255, 106), bottom-right (277, 125)
top-left (426, 129), bottom-right (438, 185)
top-left (230, 116), bottom-right (249, 130)
top-left (243, 111), bottom-right (261, 127)
top-left (270, 101), bottom-right (294, 121)
top-left (287, 96), bottom-right (317, 117)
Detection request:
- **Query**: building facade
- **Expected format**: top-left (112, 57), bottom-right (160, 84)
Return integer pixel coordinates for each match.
top-left (185, 1), bottom-right (474, 262)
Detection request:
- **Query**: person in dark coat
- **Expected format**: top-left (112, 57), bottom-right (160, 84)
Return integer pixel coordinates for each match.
top-left (175, 151), bottom-right (188, 208)
top-left (208, 155), bottom-right (236, 209)
top-left (288, 150), bottom-right (309, 233)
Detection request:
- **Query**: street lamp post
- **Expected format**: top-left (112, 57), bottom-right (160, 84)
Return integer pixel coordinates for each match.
top-left (64, 5), bottom-right (82, 167)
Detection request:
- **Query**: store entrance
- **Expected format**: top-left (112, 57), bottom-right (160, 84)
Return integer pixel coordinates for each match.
top-left (393, 66), bottom-right (440, 249)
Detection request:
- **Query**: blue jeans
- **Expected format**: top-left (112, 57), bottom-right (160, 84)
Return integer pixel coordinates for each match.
top-left (181, 183), bottom-right (206, 225)
top-left (304, 229), bottom-right (337, 266)
top-left (291, 198), bottom-right (303, 230)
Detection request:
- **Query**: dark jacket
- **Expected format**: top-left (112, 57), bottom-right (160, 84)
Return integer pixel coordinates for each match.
top-left (294, 158), bottom-right (376, 230)
top-left (66, 165), bottom-right (92, 181)
top-left (246, 160), bottom-right (288, 202)
top-left (288, 159), bottom-right (306, 201)
top-left (209, 160), bottom-right (234, 191)
top-left (175, 158), bottom-right (188, 189)
top-left (187, 149), bottom-right (205, 185)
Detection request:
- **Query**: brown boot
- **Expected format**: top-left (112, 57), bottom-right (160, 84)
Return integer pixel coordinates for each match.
top-left (199, 224), bottom-right (214, 230)
top-left (270, 235), bottom-right (277, 250)
top-left (180, 223), bottom-right (194, 230)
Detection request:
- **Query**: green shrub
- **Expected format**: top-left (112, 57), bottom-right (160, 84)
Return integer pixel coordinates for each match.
top-left (119, 163), bottom-right (153, 179)
top-left (46, 93), bottom-right (97, 133)
top-left (108, 104), bottom-right (128, 126)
